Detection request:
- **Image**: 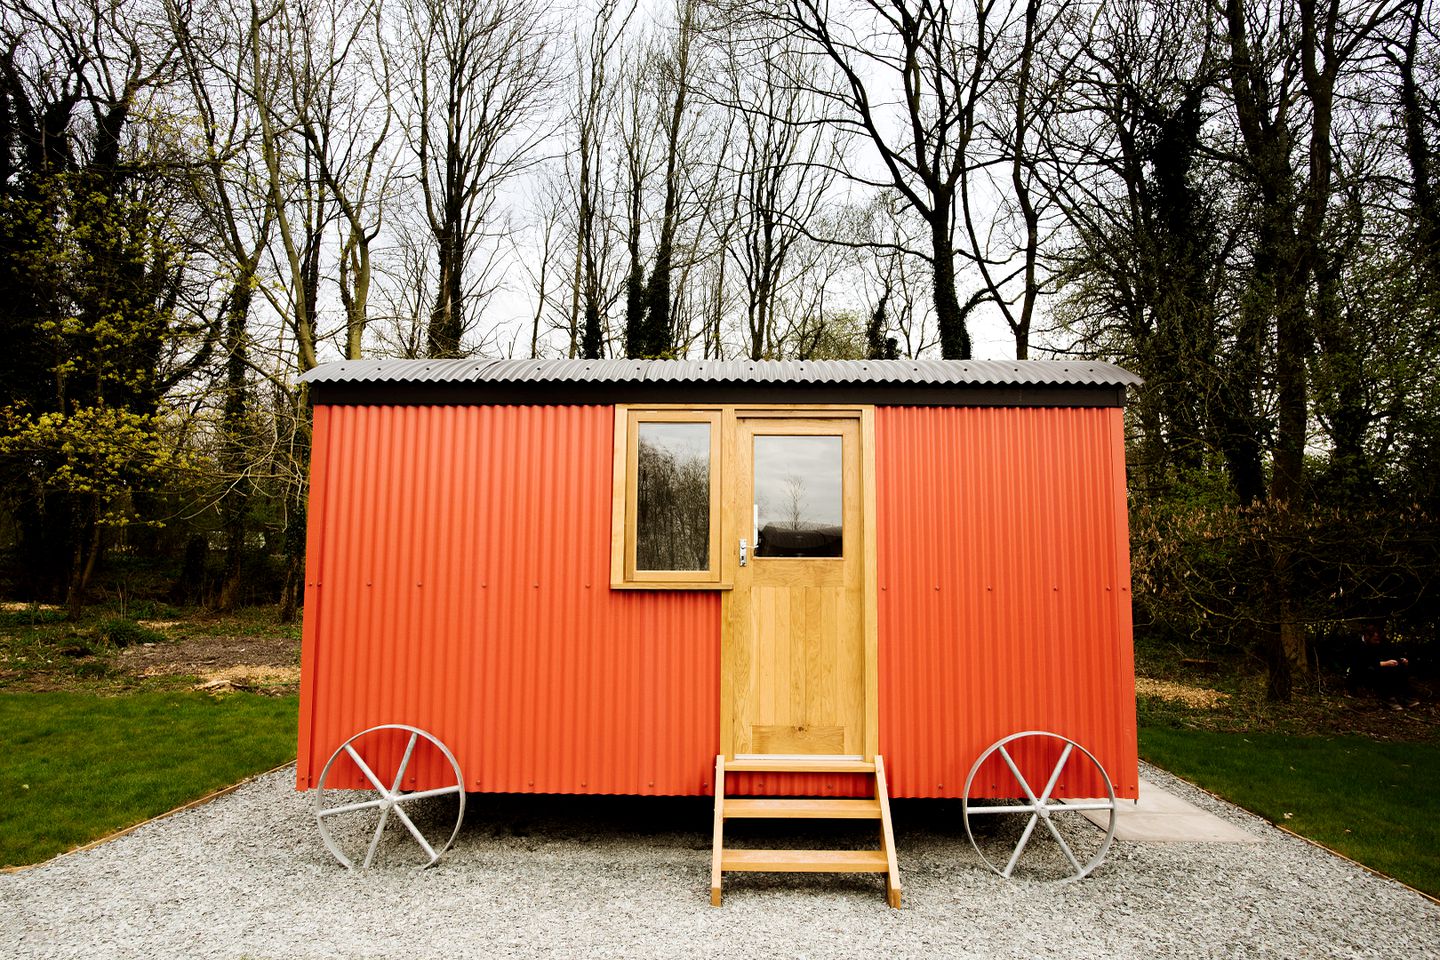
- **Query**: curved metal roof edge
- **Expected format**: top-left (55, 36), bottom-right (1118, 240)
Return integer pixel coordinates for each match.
top-left (299, 357), bottom-right (1143, 389)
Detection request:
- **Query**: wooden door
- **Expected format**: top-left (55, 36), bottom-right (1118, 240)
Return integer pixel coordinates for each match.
top-left (724, 416), bottom-right (869, 758)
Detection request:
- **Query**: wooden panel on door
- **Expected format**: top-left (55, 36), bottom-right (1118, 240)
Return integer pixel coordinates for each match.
top-left (726, 417), bottom-right (867, 758)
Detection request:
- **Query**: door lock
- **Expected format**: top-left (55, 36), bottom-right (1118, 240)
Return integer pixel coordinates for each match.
top-left (739, 538), bottom-right (748, 567)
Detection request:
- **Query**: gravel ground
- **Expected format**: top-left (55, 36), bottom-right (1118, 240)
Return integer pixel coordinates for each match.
top-left (2, 761), bottom-right (1437, 960)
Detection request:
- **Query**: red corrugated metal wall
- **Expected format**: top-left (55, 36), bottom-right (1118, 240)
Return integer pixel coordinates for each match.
top-left (298, 402), bottom-right (1137, 800)
top-left (297, 404), bottom-right (721, 795)
top-left (875, 405), bottom-right (1138, 799)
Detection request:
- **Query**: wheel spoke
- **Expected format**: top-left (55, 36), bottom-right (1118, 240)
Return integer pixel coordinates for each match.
top-left (1057, 801), bottom-right (1117, 813)
top-left (393, 784), bottom-right (463, 804)
top-left (390, 803), bottom-right (439, 862)
top-left (389, 733), bottom-right (420, 793)
top-left (1038, 743), bottom-right (1073, 803)
top-left (998, 745), bottom-right (1038, 802)
top-left (1042, 816), bottom-right (1084, 876)
top-left (317, 796), bottom-right (387, 818)
top-left (344, 744), bottom-right (392, 796)
top-left (966, 802), bottom-right (1039, 816)
top-left (1002, 814), bottom-right (1040, 879)
top-left (362, 805), bottom-right (393, 869)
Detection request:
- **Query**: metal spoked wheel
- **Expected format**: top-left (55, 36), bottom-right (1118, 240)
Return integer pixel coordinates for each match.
top-left (314, 724), bottom-right (466, 870)
top-left (962, 730), bottom-right (1118, 882)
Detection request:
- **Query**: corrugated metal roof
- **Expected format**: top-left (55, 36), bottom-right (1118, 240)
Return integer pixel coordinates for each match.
top-left (300, 357), bottom-right (1141, 389)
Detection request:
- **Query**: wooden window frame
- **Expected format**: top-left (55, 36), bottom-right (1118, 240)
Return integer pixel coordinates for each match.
top-left (611, 403), bottom-right (872, 592)
top-left (611, 407), bottom-right (726, 590)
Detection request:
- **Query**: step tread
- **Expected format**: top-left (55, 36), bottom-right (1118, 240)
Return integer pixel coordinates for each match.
top-left (724, 798), bottom-right (881, 819)
top-left (724, 759), bottom-right (876, 773)
top-left (721, 849), bottom-right (890, 872)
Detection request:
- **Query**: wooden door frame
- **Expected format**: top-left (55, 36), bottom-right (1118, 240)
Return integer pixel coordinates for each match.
top-left (717, 405), bottom-right (879, 762)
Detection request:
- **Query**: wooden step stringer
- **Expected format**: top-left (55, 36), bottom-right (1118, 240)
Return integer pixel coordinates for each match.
top-left (710, 755), bottom-right (902, 909)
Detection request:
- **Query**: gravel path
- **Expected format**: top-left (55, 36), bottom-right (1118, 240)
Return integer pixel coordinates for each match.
top-left (2, 761), bottom-right (1437, 959)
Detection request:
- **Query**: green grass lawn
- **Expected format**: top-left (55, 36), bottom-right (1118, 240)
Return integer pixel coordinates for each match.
top-left (1140, 725), bottom-right (1440, 898)
top-left (0, 691), bottom-right (297, 868)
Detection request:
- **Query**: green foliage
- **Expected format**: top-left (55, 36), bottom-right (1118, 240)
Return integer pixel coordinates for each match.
top-left (1140, 725), bottom-right (1440, 897)
top-left (790, 310), bottom-right (867, 360)
top-left (0, 406), bottom-right (192, 527)
top-left (93, 617), bottom-right (168, 649)
top-left (1131, 470), bottom-right (1439, 661)
top-left (0, 691), bottom-right (297, 867)
top-left (0, 606), bottom-right (67, 628)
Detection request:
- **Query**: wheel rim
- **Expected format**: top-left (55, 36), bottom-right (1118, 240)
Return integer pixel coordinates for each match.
top-left (962, 730), bottom-right (1117, 882)
top-left (314, 724), bottom-right (466, 870)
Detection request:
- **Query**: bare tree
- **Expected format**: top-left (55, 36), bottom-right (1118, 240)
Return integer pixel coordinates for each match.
top-left (629, 0), bottom-right (702, 358)
top-left (288, 0), bottom-right (396, 360)
top-left (959, 0), bottom-right (1082, 358)
top-left (170, 0), bottom-right (280, 608)
top-left (615, 37), bottom-right (658, 356)
top-left (761, 0), bottom-right (1042, 359)
top-left (856, 194), bottom-right (940, 358)
top-left (716, 37), bottom-right (840, 359)
top-left (1391, 0), bottom-right (1439, 289)
top-left (572, 0), bottom-right (632, 358)
top-left (402, 0), bottom-right (553, 358)
top-left (246, 0), bottom-right (332, 375)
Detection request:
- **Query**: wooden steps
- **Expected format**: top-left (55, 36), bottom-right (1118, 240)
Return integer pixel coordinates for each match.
top-left (724, 798), bottom-right (881, 819)
top-left (721, 849), bottom-right (889, 872)
top-left (710, 755), bottom-right (902, 909)
top-left (723, 758), bottom-right (876, 773)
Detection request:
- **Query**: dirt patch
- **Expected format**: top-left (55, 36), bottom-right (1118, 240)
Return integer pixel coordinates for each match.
top-left (190, 665), bottom-right (301, 695)
top-left (1137, 677), bottom-right (1229, 709)
top-left (116, 632), bottom-right (300, 693)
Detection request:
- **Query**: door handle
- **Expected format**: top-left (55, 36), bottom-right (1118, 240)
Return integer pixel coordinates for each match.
top-left (739, 539), bottom-right (748, 567)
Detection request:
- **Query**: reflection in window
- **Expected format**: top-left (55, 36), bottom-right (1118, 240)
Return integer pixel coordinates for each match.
top-left (635, 422), bottom-right (711, 571)
top-left (754, 435), bottom-right (842, 558)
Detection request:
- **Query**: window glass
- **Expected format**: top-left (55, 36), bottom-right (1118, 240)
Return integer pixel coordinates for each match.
top-left (753, 435), bottom-right (842, 558)
top-left (635, 421), bottom-right (711, 571)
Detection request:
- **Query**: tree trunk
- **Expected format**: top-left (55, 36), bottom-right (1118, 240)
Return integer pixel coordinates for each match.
top-left (65, 507), bottom-right (102, 620)
top-left (427, 228), bottom-right (465, 358)
top-left (278, 388), bottom-right (312, 625)
top-left (931, 217), bottom-right (971, 360)
top-left (216, 273), bottom-right (255, 611)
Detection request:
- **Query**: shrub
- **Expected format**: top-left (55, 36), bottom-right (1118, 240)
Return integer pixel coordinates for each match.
top-left (94, 618), bottom-right (167, 649)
